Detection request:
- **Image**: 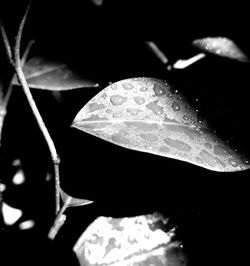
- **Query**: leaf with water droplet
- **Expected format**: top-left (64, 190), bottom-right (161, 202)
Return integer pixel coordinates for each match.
top-left (12, 57), bottom-right (99, 90)
top-left (73, 213), bottom-right (178, 266)
top-left (60, 188), bottom-right (93, 208)
top-left (192, 37), bottom-right (249, 62)
top-left (72, 77), bottom-right (250, 172)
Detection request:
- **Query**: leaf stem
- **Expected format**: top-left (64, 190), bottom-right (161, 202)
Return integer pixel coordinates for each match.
top-left (0, 3), bottom-right (61, 214)
top-left (48, 198), bottom-right (69, 240)
top-left (145, 41), bottom-right (169, 64)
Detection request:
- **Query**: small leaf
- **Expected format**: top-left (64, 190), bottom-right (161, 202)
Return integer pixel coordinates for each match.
top-left (72, 77), bottom-right (250, 172)
top-left (73, 214), bottom-right (180, 266)
top-left (60, 188), bottom-right (93, 208)
top-left (12, 57), bottom-right (99, 90)
top-left (192, 37), bottom-right (249, 62)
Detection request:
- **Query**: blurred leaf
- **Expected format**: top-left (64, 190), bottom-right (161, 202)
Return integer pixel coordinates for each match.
top-left (60, 188), bottom-right (93, 208)
top-left (12, 57), bottom-right (99, 90)
top-left (73, 213), bottom-right (181, 266)
top-left (192, 37), bottom-right (249, 62)
top-left (72, 77), bottom-right (250, 172)
top-left (0, 80), bottom-right (6, 145)
top-left (90, 0), bottom-right (103, 6)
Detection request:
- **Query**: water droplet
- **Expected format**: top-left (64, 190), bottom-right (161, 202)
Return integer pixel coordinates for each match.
top-left (153, 84), bottom-right (166, 97)
top-left (111, 83), bottom-right (118, 90)
top-left (126, 108), bottom-right (141, 116)
top-left (174, 90), bottom-right (179, 94)
top-left (139, 133), bottom-right (158, 142)
top-left (88, 103), bottom-right (105, 113)
top-left (122, 83), bottom-right (134, 90)
top-left (112, 112), bottom-right (122, 118)
top-left (195, 98), bottom-right (199, 102)
top-left (159, 146), bottom-right (170, 153)
top-left (146, 101), bottom-right (164, 115)
top-left (110, 95), bottom-right (127, 106)
top-left (140, 86), bottom-right (148, 92)
top-left (166, 92), bottom-right (172, 97)
top-left (183, 115), bottom-right (189, 121)
top-left (134, 96), bottom-right (145, 105)
top-left (171, 101), bottom-right (181, 111)
top-left (228, 158), bottom-right (240, 167)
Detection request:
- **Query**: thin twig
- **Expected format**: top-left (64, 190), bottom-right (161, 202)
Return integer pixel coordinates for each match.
top-left (13, 3), bottom-right (61, 214)
top-left (0, 21), bottom-right (14, 67)
top-left (145, 41), bottom-right (169, 64)
top-left (3, 39), bottom-right (35, 108)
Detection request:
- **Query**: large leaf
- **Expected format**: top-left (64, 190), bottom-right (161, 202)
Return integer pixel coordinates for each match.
top-left (72, 77), bottom-right (250, 172)
top-left (73, 213), bottom-right (182, 266)
top-left (192, 37), bottom-right (249, 62)
top-left (12, 57), bottom-right (98, 90)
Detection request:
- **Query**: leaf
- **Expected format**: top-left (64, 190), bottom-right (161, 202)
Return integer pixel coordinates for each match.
top-left (192, 37), bottom-right (249, 62)
top-left (60, 188), bottom-right (93, 208)
top-left (0, 81), bottom-right (6, 146)
top-left (72, 77), bottom-right (250, 172)
top-left (12, 57), bottom-right (99, 90)
top-left (73, 214), bottom-right (180, 266)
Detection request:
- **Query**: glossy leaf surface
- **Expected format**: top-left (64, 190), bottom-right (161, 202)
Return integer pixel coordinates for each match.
top-left (192, 37), bottom-right (249, 62)
top-left (72, 77), bottom-right (250, 172)
top-left (12, 57), bottom-right (98, 90)
top-left (73, 213), bottom-right (180, 266)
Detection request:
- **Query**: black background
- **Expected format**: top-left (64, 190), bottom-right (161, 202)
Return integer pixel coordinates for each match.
top-left (0, 1), bottom-right (250, 266)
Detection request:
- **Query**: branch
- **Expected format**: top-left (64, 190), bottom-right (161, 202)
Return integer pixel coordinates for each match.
top-left (0, 21), bottom-right (14, 66)
top-left (145, 41), bottom-right (169, 64)
top-left (13, 3), bottom-right (61, 214)
top-left (3, 39), bottom-right (35, 108)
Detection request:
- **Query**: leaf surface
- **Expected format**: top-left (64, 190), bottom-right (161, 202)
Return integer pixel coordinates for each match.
top-left (12, 57), bottom-right (98, 90)
top-left (72, 77), bottom-right (250, 172)
top-left (73, 214), bottom-right (179, 266)
top-left (192, 37), bottom-right (249, 62)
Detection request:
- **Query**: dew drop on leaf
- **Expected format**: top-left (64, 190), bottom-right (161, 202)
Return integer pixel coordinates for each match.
top-left (171, 102), bottom-right (181, 112)
top-left (110, 95), bottom-right (127, 106)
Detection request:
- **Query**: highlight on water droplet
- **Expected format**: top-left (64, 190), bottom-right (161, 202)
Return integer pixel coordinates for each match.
top-left (2, 202), bottom-right (22, 225)
top-left (111, 84), bottom-right (118, 90)
top-left (146, 100), bottom-right (164, 115)
top-left (183, 115), bottom-right (189, 121)
top-left (110, 95), bottom-right (127, 106)
top-left (126, 108), bottom-right (141, 116)
top-left (153, 84), bottom-right (166, 97)
top-left (19, 220), bottom-right (35, 230)
top-left (134, 96), bottom-right (145, 105)
top-left (140, 86), bottom-right (148, 92)
top-left (122, 83), bottom-right (134, 90)
top-left (171, 101), bottom-right (181, 111)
